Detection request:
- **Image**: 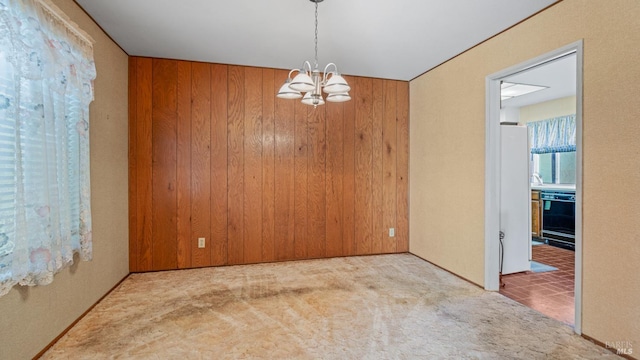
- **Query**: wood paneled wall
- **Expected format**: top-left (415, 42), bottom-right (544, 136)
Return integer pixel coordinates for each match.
top-left (129, 57), bottom-right (409, 272)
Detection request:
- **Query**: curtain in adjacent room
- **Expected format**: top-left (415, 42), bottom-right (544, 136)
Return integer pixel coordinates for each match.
top-left (0, 0), bottom-right (96, 296)
top-left (527, 114), bottom-right (576, 154)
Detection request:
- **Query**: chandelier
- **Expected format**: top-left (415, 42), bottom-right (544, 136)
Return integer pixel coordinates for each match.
top-left (276, 0), bottom-right (351, 107)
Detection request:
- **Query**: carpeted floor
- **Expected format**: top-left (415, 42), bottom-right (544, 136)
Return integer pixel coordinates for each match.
top-left (42, 254), bottom-right (617, 359)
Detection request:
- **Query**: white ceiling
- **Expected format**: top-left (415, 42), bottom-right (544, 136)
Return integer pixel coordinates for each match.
top-left (502, 53), bottom-right (577, 108)
top-left (76, 0), bottom-right (558, 81)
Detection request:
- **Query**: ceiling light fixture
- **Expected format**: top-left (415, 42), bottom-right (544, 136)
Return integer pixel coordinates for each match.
top-left (501, 82), bottom-right (548, 101)
top-left (276, 0), bottom-right (350, 107)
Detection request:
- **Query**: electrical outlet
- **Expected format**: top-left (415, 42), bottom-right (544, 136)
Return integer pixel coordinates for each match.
top-left (198, 237), bottom-right (205, 248)
top-left (389, 228), bottom-right (395, 237)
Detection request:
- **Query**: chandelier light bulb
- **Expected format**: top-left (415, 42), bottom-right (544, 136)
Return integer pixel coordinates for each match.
top-left (289, 72), bottom-right (315, 92)
top-left (276, 79), bottom-right (303, 99)
top-left (326, 92), bottom-right (351, 103)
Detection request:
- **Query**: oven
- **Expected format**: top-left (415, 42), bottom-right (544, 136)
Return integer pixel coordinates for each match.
top-left (540, 190), bottom-right (575, 248)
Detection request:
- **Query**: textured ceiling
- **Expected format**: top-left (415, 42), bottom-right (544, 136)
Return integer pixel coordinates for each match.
top-left (76, 0), bottom-right (558, 81)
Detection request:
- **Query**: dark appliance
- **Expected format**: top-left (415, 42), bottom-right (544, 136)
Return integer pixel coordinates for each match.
top-left (540, 190), bottom-right (575, 249)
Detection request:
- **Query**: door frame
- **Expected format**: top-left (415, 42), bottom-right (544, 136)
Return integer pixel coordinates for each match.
top-left (484, 40), bottom-right (584, 333)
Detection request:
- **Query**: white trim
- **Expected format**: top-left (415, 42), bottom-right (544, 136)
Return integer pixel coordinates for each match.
top-left (573, 42), bottom-right (584, 335)
top-left (484, 40), bottom-right (584, 334)
top-left (484, 75), bottom-right (501, 291)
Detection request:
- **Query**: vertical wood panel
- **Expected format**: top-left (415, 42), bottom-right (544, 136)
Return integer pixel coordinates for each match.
top-left (227, 66), bottom-right (245, 265)
top-left (342, 76), bottom-right (356, 256)
top-left (396, 81), bottom-right (410, 252)
top-left (325, 102), bottom-right (344, 257)
top-left (135, 58), bottom-right (153, 271)
top-left (274, 70), bottom-right (296, 261)
top-left (211, 64), bottom-right (228, 265)
top-left (130, 59), bottom-right (410, 271)
top-left (243, 67), bottom-right (263, 264)
top-left (151, 59), bottom-right (178, 270)
top-left (128, 58), bottom-right (138, 272)
top-left (382, 80), bottom-right (398, 254)
top-left (355, 77), bottom-right (374, 255)
top-left (191, 63), bottom-right (212, 267)
top-left (307, 107), bottom-right (326, 258)
top-left (294, 100), bottom-right (308, 259)
top-left (371, 79), bottom-right (384, 254)
top-left (176, 61), bottom-right (192, 268)
top-left (262, 69), bottom-right (276, 262)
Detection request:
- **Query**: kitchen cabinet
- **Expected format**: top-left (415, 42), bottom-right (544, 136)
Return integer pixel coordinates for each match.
top-left (531, 190), bottom-right (541, 238)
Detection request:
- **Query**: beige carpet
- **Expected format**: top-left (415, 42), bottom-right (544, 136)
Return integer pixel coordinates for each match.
top-left (43, 254), bottom-right (617, 359)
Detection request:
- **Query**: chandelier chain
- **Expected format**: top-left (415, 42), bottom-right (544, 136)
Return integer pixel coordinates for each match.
top-left (314, 1), bottom-right (319, 69)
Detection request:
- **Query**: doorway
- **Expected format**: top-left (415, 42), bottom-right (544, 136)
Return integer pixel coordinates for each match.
top-left (484, 41), bottom-right (583, 333)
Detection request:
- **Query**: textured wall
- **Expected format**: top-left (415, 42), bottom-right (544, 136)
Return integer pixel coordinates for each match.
top-left (409, 0), bottom-right (639, 347)
top-left (520, 96), bottom-right (576, 123)
top-left (0, 1), bottom-right (129, 359)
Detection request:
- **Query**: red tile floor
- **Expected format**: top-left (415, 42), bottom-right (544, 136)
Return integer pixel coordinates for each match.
top-left (499, 243), bottom-right (575, 325)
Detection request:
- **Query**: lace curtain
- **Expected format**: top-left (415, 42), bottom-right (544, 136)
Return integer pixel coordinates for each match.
top-left (527, 114), bottom-right (576, 154)
top-left (0, 0), bottom-right (96, 296)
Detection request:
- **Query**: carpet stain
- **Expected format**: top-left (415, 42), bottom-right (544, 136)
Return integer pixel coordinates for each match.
top-left (42, 254), bottom-right (620, 359)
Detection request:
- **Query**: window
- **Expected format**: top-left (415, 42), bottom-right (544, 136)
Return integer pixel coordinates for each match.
top-left (527, 114), bottom-right (576, 185)
top-left (531, 151), bottom-right (576, 185)
top-left (0, 0), bottom-right (96, 296)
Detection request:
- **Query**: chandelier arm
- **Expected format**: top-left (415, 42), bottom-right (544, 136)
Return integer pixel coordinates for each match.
top-left (322, 63), bottom-right (339, 84)
top-left (301, 60), bottom-right (313, 73)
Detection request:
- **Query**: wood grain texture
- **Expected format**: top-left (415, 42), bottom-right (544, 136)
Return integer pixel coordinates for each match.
top-left (227, 65), bottom-right (245, 265)
top-left (129, 58), bottom-right (410, 271)
top-left (190, 62), bottom-right (212, 267)
top-left (274, 70), bottom-right (296, 261)
top-left (355, 77), bottom-right (374, 255)
top-left (294, 100), bottom-right (308, 260)
top-left (261, 69), bottom-right (276, 262)
top-left (396, 82), bottom-right (409, 252)
top-left (176, 61), bottom-right (192, 269)
top-left (382, 80), bottom-right (398, 254)
top-left (307, 106), bottom-right (326, 259)
top-left (243, 67), bottom-right (263, 264)
top-left (135, 58), bottom-right (153, 271)
top-left (371, 79), bottom-right (384, 254)
top-left (342, 76), bottom-right (356, 256)
top-left (128, 58), bottom-right (138, 272)
top-left (325, 102), bottom-right (344, 257)
top-left (211, 64), bottom-right (228, 266)
top-left (151, 59), bottom-right (178, 270)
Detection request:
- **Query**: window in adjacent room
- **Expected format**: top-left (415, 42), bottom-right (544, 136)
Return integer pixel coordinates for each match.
top-left (527, 114), bottom-right (576, 185)
top-left (531, 151), bottom-right (576, 185)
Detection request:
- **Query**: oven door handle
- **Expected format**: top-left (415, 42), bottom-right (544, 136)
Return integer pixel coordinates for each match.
top-left (543, 198), bottom-right (575, 203)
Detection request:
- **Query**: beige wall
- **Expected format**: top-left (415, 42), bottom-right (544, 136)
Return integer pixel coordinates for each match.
top-left (0, 1), bottom-right (129, 359)
top-left (410, 0), bottom-right (639, 347)
top-left (520, 95), bottom-right (576, 123)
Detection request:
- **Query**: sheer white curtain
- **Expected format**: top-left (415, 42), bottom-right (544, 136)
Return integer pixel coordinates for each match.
top-left (0, 0), bottom-right (96, 296)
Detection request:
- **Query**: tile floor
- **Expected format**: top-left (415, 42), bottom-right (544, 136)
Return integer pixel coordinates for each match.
top-left (500, 243), bottom-right (575, 325)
